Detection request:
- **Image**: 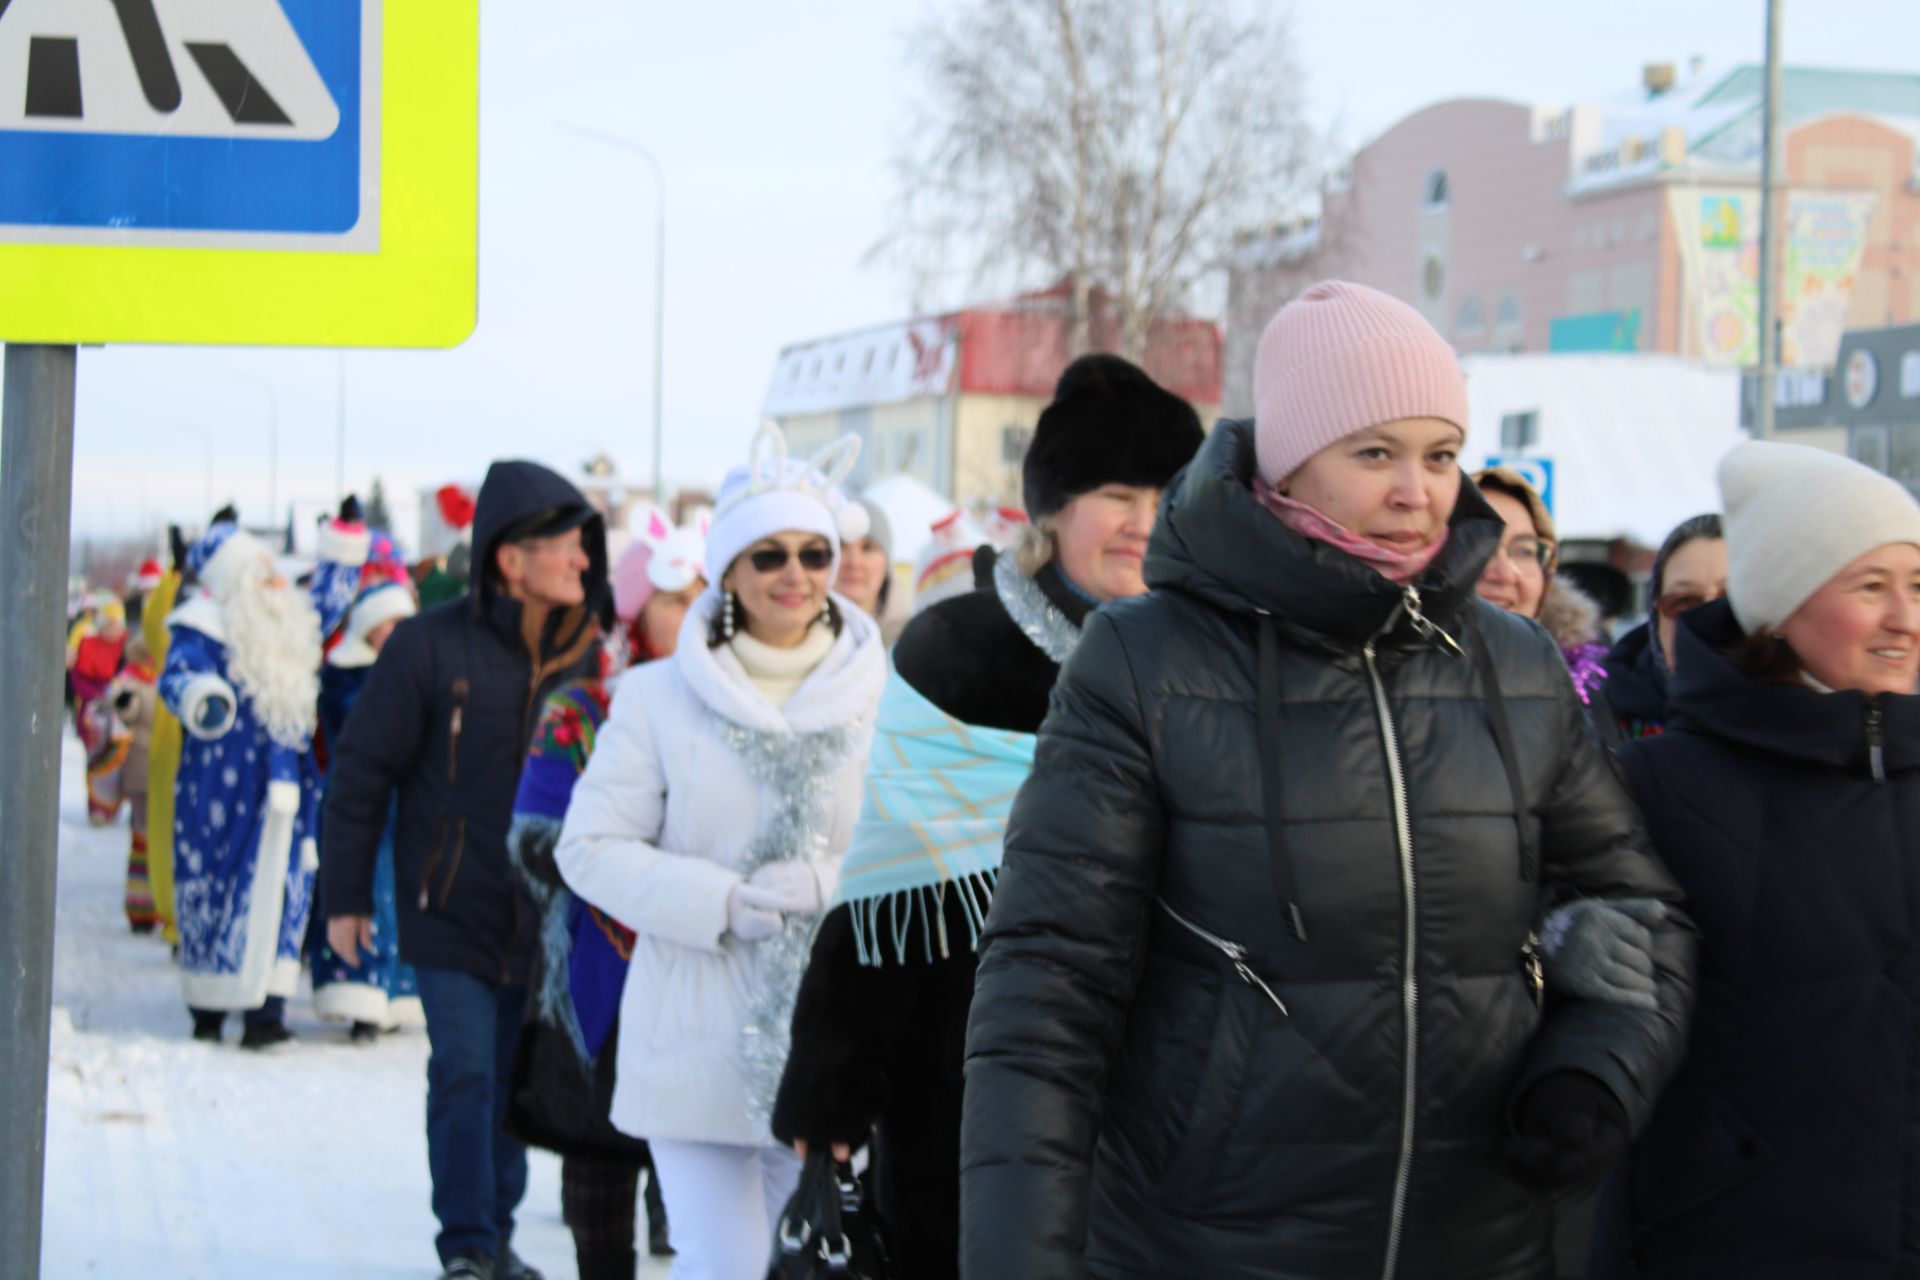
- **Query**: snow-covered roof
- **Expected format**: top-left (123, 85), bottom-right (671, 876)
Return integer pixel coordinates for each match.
top-left (1568, 64), bottom-right (1920, 195)
top-left (1458, 354), bottom-right (1746, 546)
top-left (762, 318), bottom-right (956, 418)
top-left (1228, 220), bottom-right (1322, 271)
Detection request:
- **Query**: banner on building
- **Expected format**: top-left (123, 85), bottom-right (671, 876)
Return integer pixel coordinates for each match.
top-left (1669, 188), bottom-right (1877, 369)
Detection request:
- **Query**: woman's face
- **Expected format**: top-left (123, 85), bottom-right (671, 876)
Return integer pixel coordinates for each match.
top-left (1474, 488), bottom-right (1551, 619)
top-left (639, 579), bottom-right (705, 659)
top-left (1653, 537), bottom-right (1728, 670)
top-left (722, 531), bottom-right (834, 648)
top-left (1282, 417), bottom-right (1463, 554)
top-left (835, 536), bottom-right (890, 619)
top-left (1778, 542), bottom-right (1920, 696)
top-left (1053, 484), bottom-right (1161, 601)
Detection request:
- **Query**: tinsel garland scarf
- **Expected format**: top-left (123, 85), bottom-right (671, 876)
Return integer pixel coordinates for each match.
top-left (718, 717), bottom-right (860, 1131)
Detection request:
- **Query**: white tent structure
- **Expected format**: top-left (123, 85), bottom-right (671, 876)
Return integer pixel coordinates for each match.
top-left (858, 472), bottom-right (956, 567)
top-left (1459, 354), bottom-right (1748, 546)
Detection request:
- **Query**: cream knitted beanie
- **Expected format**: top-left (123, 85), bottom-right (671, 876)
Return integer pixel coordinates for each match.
top-left (1719, 440), bottom-right (1920, 631)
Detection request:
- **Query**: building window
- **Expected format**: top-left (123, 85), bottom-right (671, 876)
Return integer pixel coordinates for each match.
top-left (1002, 425), bottom-right (1033, 464)
top-left (1422, 255), bottom-right (1446, 301)
top-left (1422, 168), bottom-right (1450, 210)
top-left (1495, 293), bottom-right (1523, 332)
top-left (1500, 410), bottom-right (1541, 453)
top-left (1456, 294), bottom-right (1486, 336)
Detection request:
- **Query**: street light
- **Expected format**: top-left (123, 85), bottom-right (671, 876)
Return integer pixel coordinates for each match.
top-left (176, 423), bottom-right (215, 515)
top-left (556, 122), bottom-right (667, 505)
top-left (230, 373), bottom-right (280, 530)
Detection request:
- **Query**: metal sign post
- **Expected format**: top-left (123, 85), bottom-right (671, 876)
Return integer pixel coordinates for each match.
top-left (0, 342), bottom-right (78, 1280)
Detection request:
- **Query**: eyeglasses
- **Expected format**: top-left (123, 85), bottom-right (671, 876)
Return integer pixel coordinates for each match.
top-left (1497, 536), bottom-right (1555, 572)
top-left (747, 546), bottom-right (833, 573)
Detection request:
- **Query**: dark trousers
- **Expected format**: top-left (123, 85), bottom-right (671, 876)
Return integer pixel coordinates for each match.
top-left (416, 965), bottom-right (530, 1265)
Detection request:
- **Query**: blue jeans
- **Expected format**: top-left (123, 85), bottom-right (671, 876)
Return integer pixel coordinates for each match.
top-left (415, 966), bottom-right (530, 1264)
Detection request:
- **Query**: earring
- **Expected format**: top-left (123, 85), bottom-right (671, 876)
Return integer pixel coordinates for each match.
top-left (821, 597), bottom-right (836, 630)
top-left (723, 591), bottom-right (737, 640)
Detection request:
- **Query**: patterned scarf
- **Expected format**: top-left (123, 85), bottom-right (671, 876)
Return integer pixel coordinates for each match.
top-left (1253, 479), bottom-right (1448, 585)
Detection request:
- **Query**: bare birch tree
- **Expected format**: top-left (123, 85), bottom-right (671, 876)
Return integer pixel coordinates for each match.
top-left (879, 0), bottom-right (1323, 361)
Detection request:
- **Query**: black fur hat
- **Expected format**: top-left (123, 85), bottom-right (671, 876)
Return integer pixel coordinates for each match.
top-left (1022, 354), bottom-right (1204, 521)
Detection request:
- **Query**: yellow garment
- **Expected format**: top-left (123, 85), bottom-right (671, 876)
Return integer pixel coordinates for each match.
top-left (143, 570), bottom-right (183, 944)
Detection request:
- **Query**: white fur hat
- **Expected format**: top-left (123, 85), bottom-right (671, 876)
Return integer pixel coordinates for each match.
top-left (704, 423), bottom-right (859, 600)
top-left (328, 582), bottom-right (417, 669)
top-left (1719, 440), bottom-right (1920, 631)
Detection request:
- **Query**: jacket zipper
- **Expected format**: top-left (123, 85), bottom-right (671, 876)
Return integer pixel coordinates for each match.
top-left (419, 682), bottom-right (470, 912)
top-left (1157, 898), bottom-right (1290, 1017)
top-left (1868, 701), bottom-right (1887, 782)
top-left (1364, 588), bottom-right (1424, 1280)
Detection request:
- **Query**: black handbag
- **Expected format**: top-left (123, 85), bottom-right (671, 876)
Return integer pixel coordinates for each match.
top-left (766, 1149), bottom-right (892, 1279)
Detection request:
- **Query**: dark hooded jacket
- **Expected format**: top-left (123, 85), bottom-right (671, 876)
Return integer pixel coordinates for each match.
top-left (960, 420), bottom-right (1697, 1280)
top-left (1602, 621), bottom-right (1670, 738)
top-left (322, 461), bottom-right (609, 985)
top-left (1595, 599), bottom-right (1920, 1278)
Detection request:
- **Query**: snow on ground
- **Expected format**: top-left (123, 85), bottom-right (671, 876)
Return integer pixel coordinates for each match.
top-left (41, 734), bottom-right (671, 1279)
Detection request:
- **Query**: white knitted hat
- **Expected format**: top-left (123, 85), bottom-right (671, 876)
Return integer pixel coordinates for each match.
top-left (704, 422), bottom-right (860, 601)
top-left (1719, 441), bottom-right (1920, 631)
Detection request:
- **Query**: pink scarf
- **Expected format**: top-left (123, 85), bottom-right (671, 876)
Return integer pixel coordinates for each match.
top-left (1253, 480), bottom-right (1448, 585)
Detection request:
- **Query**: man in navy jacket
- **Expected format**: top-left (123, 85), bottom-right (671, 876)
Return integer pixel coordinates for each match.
top-left (323, 459), bottom-right (609, 1280)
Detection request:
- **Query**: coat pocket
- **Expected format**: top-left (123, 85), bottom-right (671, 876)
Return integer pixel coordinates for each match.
top-left (1629, 1084), bottom-right (1772, 1238)
top-left (1153, 980), bottom-right (1258, 1199)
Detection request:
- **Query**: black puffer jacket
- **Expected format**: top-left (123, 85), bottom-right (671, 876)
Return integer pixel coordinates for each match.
top-left (1595, 599), bottom-right (1920, 1278)
top-left (960, 420), bottom-right (1697, 1280)
top-left (322, 461), bottom-right (608, 984)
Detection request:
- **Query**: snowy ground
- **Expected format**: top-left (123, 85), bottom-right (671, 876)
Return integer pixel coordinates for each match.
top-left (41, 734), bottom-right (671, 1279)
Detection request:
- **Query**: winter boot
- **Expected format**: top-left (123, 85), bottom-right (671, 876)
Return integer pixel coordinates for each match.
top-left (349, 1020), bottom-right (381, 1044)
top-left (494, 1245), bottom-right (544, 1280)
top-left (644, 1170), bottom-right (673, 1256)
top-left (438, 1250), bottom-right (492, 1280)
top-left (574, 1248), bottom-right (635, 1280)
top-left (239, 1021), bottom-right (296, 1051)
top-left (190, 1011), bottom-right (224, 1043)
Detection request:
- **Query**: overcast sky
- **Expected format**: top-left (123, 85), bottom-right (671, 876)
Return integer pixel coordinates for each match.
top-left (27, 0), bottom-right (1920, 547)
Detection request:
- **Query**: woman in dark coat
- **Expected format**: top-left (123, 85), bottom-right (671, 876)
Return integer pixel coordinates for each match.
top-left (961, 282), bottom-right (1698, 1280)
top-left (1596, 442), bottom-right (1920, 1278)
top-left (1601, 514), bottom-right (1726, 739)
top-left (769, 353), bottom-right (1204, 1280)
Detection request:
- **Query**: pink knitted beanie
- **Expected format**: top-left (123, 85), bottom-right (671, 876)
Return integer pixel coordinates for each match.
top-left (1253, 281), bottom-right (1469, 486)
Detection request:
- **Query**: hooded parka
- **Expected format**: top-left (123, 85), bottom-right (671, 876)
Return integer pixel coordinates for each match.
top-left (960, 420), bottom-right (1697, 1280)
top-left (322, 460), bottom-right (609, 985)
top-left (1595, 598), bottom-right (1920, 1278)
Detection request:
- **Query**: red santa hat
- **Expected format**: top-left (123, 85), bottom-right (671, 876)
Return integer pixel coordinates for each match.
top-left (134, 558), bottom-right (164, 592)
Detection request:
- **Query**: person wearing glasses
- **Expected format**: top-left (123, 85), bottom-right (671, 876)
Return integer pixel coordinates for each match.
top-left (1590, 443), bottom-right (1920, 1278)
top-left (1602, 516), bottom-right (1727, 739)
top-left (554, 425), bottom-right (887, 1280)
top-left (959, 283), bottom-right (1696, 1280)
top-left (1472, 468), bottom-right (1613, 713)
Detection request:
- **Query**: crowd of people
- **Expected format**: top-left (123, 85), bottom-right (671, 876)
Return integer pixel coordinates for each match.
top-left (64, 278), bottom-right (1920, 1280)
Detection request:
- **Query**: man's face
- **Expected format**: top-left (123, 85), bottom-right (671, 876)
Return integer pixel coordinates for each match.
top-left (498, 528), bottom-right (589, 610)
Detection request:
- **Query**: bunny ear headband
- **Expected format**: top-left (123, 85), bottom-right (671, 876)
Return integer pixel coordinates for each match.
top-left (630, 503), bottom-right (710, 594)
top-left (717, 421), bottom-right (861, 519)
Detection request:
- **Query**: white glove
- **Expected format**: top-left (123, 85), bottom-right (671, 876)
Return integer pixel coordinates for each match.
top-left (747, 860), bottom-right (822, 915)
top-left (726, 884), bottom-right (784, 943)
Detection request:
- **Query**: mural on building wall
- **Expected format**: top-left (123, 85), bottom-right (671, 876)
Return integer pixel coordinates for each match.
top-left (1669, 188), bottom-right (1878, 368)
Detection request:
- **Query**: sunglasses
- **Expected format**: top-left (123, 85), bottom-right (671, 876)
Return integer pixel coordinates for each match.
top-left (747, 545), bottom-right (833, 573)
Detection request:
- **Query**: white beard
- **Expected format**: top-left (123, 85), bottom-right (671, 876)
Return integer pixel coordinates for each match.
top-left (220, 570), bottom-right (322, 751)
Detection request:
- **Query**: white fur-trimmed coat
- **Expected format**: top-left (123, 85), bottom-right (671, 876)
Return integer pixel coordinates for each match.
top-left (554, 592), bottom-right (887, 1146)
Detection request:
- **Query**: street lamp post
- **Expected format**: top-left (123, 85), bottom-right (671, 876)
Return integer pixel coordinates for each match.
top-left (558, 123), bottom-right (666, 505)
top-left (231, 374), bottom-right (280, 532)
top-left (177, 423), bottom-right (214, 515)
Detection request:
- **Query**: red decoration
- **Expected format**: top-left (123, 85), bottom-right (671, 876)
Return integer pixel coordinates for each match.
top-left (435, 484), bottom-right (476, 531)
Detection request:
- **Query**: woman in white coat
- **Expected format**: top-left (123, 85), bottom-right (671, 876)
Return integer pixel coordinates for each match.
top-left (555, 426), bottom-right (887, 1280)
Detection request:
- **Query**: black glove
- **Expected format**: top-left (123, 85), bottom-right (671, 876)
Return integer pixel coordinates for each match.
top-left (1506, 1071), bottom-right (1629, 1191)
top-left (169, 525), bottom-right (190, 574)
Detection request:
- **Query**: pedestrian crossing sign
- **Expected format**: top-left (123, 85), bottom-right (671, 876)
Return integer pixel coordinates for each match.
top-left (0, 0), bottom-right (477, 348)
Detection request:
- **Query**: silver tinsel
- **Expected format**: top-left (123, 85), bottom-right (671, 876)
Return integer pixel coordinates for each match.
top-left (717, 717), bottom-right (859, 1131)
top-left (994, 551), bottom-right (1083, 665)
